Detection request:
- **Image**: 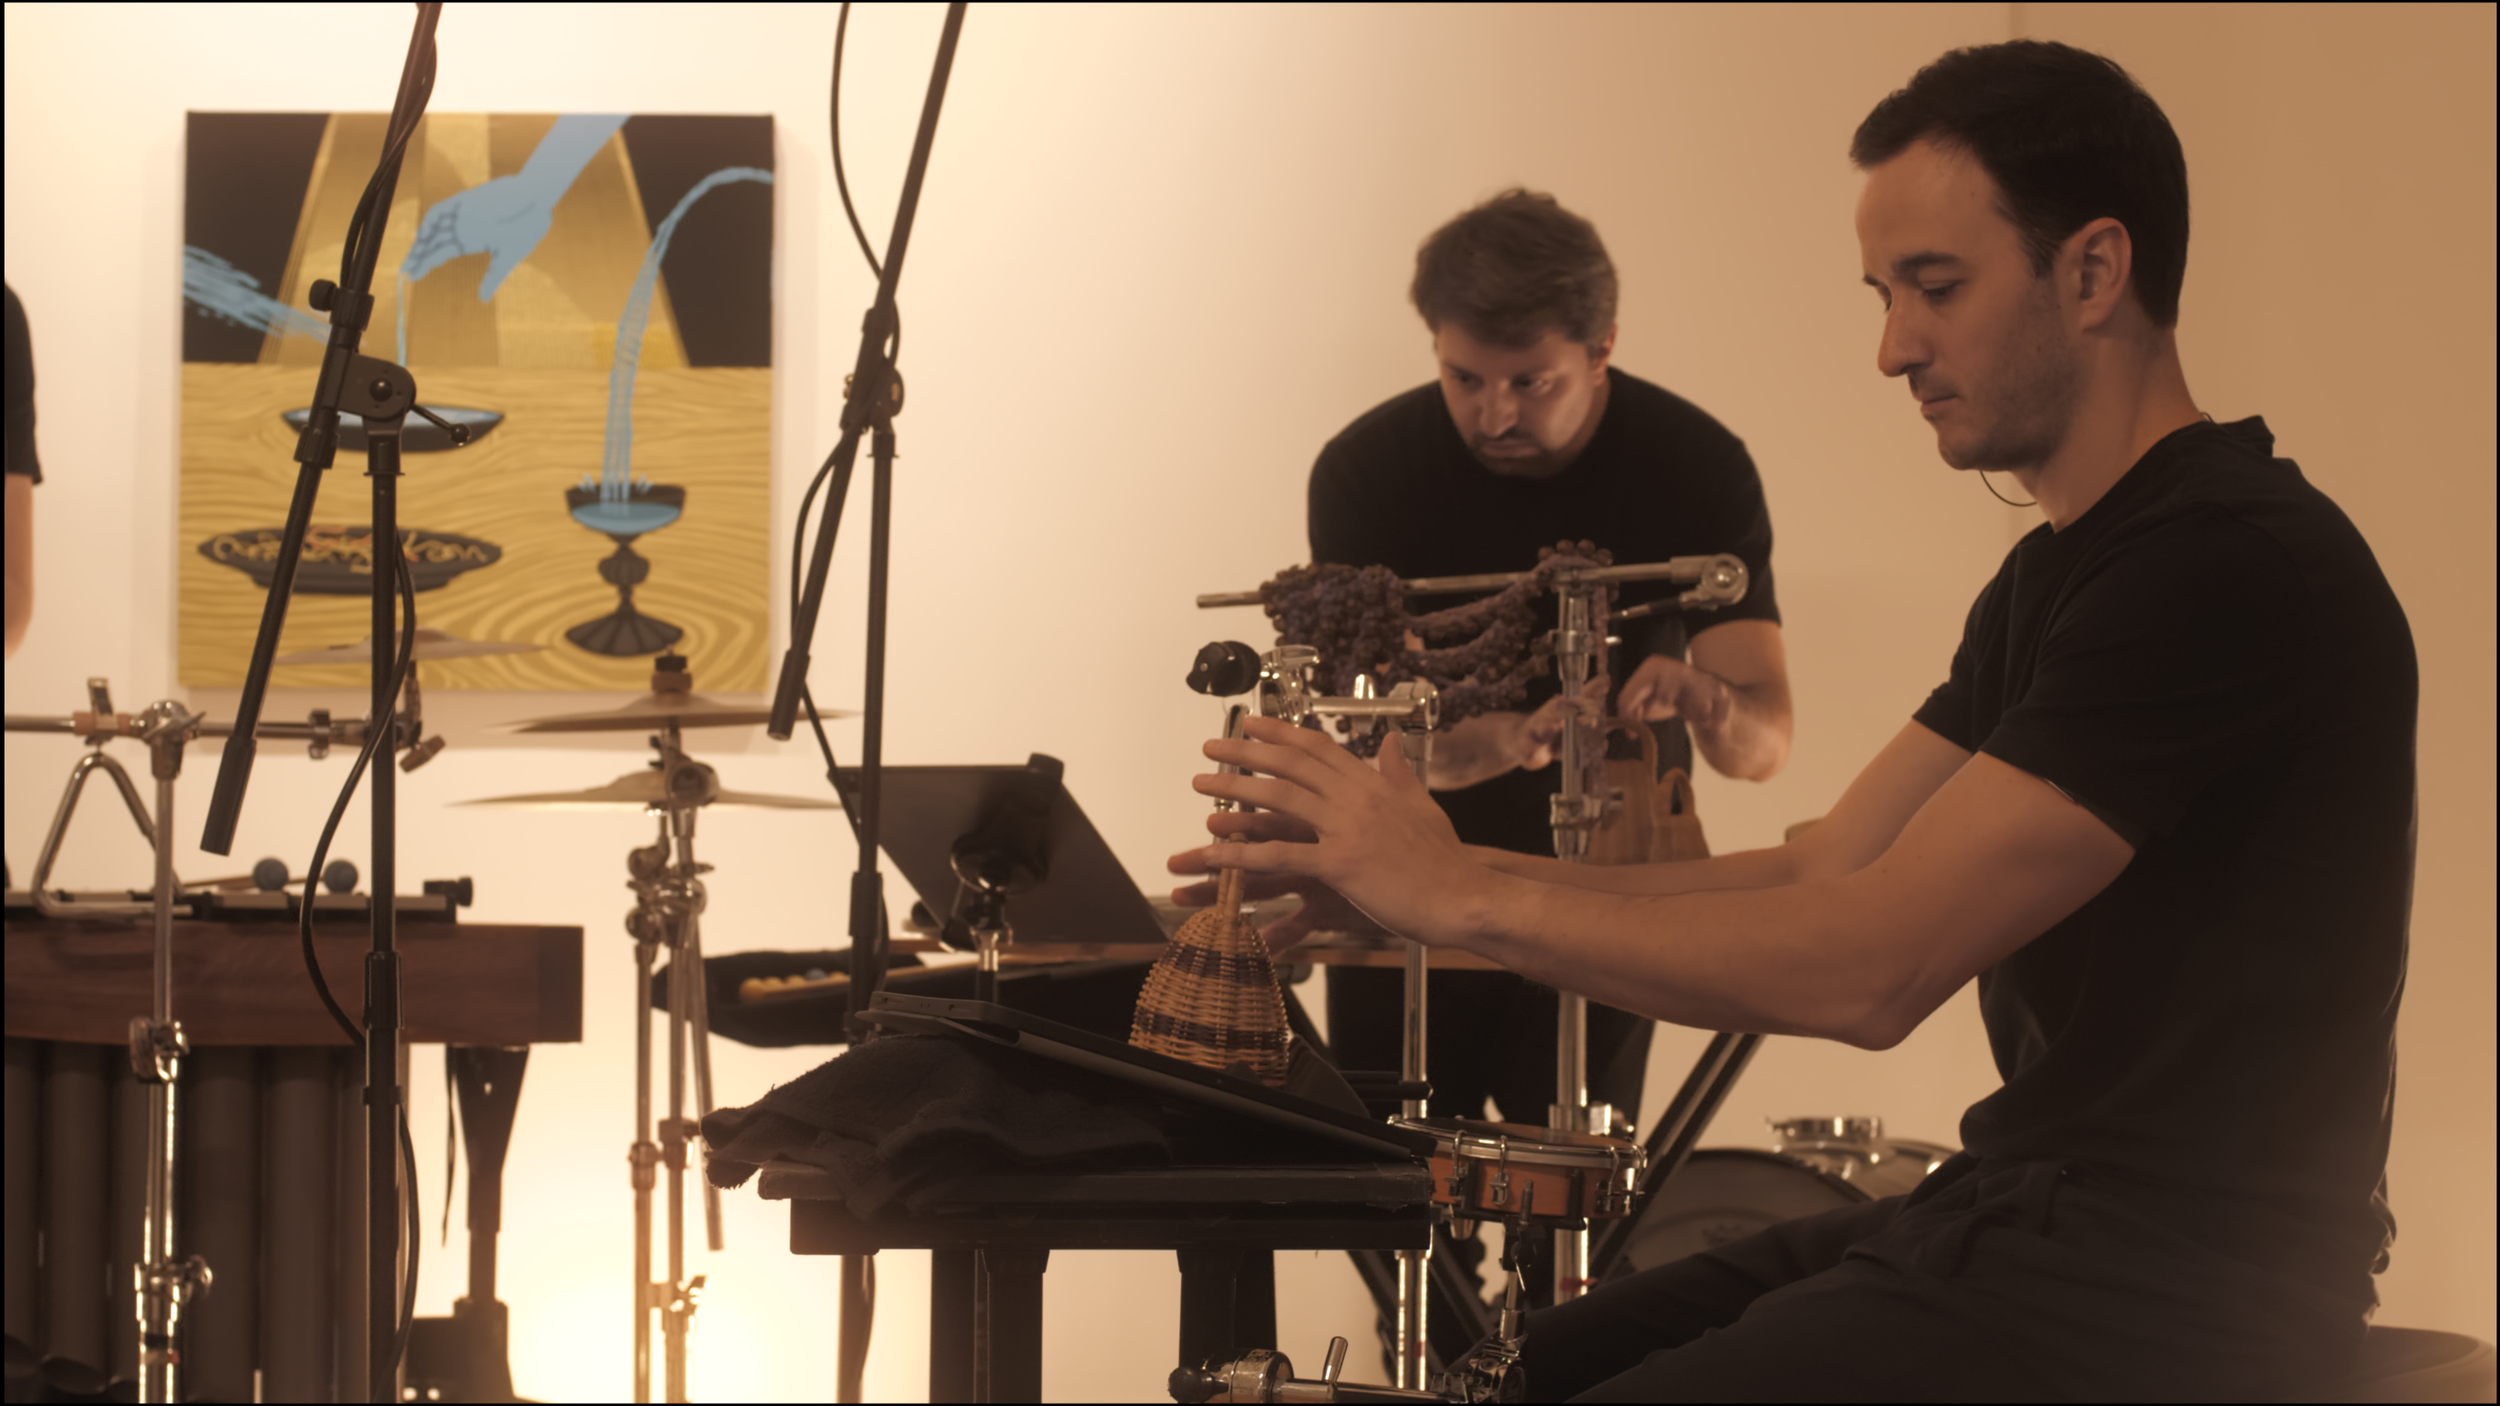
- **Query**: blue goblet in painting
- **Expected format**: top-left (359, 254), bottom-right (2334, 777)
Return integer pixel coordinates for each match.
top-left (564, 483), bottom-right (686, 655)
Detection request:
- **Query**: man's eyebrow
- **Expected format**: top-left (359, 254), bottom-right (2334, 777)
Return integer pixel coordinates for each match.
top-left (1864, 251), bottom-right (1964, 294)
top-left (1891, 251), bottom-right (1963, 279)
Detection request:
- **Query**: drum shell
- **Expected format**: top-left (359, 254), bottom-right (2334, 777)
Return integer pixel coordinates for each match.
top-left (1397, 1117), bottom-right (1644, 1224)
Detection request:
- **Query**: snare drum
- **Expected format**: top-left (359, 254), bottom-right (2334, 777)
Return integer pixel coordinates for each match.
top-left (1390, 1116), bottom-right (1645, 1225)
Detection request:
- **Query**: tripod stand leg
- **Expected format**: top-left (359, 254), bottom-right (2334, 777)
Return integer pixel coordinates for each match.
top-left (664, 907), bottom-right (690, 1406)
top-left (684, 909), bottom-right (724, 1253)
top-left (630, 921), bottom-right (658, 1403)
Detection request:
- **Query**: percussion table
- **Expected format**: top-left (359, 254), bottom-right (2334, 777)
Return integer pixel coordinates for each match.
top-left (759, 1158), bottom-right (1434, 1403)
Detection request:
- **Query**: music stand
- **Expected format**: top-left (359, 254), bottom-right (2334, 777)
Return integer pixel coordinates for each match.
top-left (833, 754), bottom-right (1167, 971)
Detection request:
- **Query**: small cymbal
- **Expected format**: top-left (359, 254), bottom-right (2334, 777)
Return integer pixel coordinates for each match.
top-left (458, 768), bottom-right (843, 811)
top-left (277, 628), bottom-right (543, 665)
top-left (504, 690), bottom-right (854, 733)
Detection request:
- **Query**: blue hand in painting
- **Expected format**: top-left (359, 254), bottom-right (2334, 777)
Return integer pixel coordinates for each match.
top-left (400, 112), bottom-right (627, 300)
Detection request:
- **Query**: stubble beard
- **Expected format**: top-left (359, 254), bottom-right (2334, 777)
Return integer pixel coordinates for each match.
top-left (1469, 437), bottom-right (1571, 479)
top-left (1939, 278), bottom-right (2083, 473)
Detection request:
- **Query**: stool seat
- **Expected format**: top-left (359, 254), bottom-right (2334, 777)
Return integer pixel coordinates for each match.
top-left (2294, 1325), bottom-right (2496, 1404)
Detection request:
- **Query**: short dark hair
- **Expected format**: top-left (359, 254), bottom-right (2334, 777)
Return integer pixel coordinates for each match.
top-left (1851, 40), bottom-right (2190, 328)
top-left (1411, 189), bottom-right (1618, 349)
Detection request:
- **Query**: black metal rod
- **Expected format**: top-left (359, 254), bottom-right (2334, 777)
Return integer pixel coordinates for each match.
top-left (847, 426), bottom-right (897, 1030)
top-left (200, 3), bottom-right (442, 857)
top-left (365, 428), bottom-right (403, 1405)
top-left (769, 2), bottom-right (969, 748)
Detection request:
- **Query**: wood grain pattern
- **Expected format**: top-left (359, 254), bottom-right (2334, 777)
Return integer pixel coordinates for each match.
top-left (178, 363), bottom-right (769, 692)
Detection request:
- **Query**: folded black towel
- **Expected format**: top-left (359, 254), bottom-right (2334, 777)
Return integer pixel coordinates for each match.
top-left (702, 1033), bottom-right (1174, 1217)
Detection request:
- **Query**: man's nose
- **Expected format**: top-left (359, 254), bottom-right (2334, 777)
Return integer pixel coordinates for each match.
top-left (1876, 304), bottom-right (1925, 380)
top-left (1479, 385), bottom-right (1518, 437)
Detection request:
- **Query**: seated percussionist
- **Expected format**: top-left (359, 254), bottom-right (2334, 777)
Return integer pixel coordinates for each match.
top-left (1176, 41), bottom-right (2413, 1402)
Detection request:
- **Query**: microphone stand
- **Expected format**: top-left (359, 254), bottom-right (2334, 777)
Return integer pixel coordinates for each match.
top-left (195, 8), bottom-right (453, 1400)
top-left (767, 12), bottom-right (963, 1401)
top-left (768, 1), bottom-right (966, 1037)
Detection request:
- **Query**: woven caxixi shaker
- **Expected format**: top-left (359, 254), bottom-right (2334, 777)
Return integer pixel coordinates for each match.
top-left (1128, 837), bottom-right (1293, 1087)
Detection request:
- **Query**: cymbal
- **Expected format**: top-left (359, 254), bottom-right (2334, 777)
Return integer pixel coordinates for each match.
top-left (277, 628), bottom-right (544, 665)
top-left (458, 768), bottom-right (843, 811)
top-left (504, 691), bottom-right (853, 734)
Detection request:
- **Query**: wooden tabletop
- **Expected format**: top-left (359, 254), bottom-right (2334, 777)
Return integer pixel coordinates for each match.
top-left (3, 916), bottom-right (583, 1046)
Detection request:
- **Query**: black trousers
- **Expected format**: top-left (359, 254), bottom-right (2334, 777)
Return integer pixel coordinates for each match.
top-left (1326, 967), bottom-right (1653, 1125)
top-left (1516, 1155), bottom-right (2369, 1403)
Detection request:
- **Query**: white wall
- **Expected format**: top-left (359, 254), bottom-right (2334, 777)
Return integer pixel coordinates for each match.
top-left (5, 4), bottom-right (2489, 1401)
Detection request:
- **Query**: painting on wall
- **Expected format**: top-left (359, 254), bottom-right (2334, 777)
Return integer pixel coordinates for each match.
top-left (178, 111), bottom-right (774, 693)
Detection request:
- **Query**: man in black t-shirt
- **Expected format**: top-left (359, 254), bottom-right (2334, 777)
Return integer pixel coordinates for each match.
top-left (5, 282), bottom-right (39, 659)
top-left (1307, 191), bottom-right (1795, 1161)
top-left (1181, 41), bottom-right (2412, 1401)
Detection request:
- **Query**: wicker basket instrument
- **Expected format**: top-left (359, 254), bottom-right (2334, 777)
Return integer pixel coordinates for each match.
top-left (1127, 850), bottom-right (1293, 1086)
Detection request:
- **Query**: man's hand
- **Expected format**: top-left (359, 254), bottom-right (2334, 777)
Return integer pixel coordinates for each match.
top-left (1426, 674), bottom-right (1608, 790)
top-left (400, 113), bottom-right (626, 300)
top-left (1617, 655), bottom-right (1734, 732)
top-left (1618, 620), bottom-right (1793, 781)
top-left (1190, 717), bottom-right (1488, 947)
top-left (1167, 809), bottom-right (1387, 950)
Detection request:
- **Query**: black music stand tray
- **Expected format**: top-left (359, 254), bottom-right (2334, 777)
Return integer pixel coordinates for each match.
top-left (834, 754), bottom-right (1166, 950)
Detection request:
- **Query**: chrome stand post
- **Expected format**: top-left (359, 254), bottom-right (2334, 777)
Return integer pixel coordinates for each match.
top-left (628, 815), bottom-right (660, 1404)
top-left (1393, 931), bottom-right (1429, 1391)
top-left (1547, 586), bottom-right (1604, 1304)
top-left (133, 702), bottom-right (207, 1404)
top-left (1391, 687), bottom-right (1436, 1390)
top-left (626, 721), bottom-right (722, 1403)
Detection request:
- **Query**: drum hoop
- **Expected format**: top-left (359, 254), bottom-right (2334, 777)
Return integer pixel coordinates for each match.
top-left (1389, 1116), bottom-right (1645, 1174)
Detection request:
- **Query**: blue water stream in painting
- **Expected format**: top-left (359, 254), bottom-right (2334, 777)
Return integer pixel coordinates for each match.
top-left (181, 246), bottom-right (326, 343)
top-left (592, 166), bottom-right (774, 507)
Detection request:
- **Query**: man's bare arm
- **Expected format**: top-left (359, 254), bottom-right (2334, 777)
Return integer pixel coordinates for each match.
top-left (1469, 722), bottom-right (1969, 895)
top-left (4, 472), bottom-right (30, 658)
top-left (1196, 717), bottom-right (2131, 1049)
top-left (1455, 752), bottom-right (2131, 1046)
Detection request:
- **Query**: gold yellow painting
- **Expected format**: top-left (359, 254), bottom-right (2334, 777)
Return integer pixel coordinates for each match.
top-left (178, 111), bottom-right (774, 693)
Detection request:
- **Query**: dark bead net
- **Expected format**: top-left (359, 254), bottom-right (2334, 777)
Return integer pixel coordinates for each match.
top-left (1258, 543), bottom-right (1614, 775)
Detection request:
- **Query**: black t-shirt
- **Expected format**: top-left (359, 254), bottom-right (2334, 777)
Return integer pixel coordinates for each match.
top-left (1915, 417), bottom-right (2413, 1305)
top-left (5, 284), bottom-right (37, 483)
top-left (1308, 369), bottom-right (1780, 856)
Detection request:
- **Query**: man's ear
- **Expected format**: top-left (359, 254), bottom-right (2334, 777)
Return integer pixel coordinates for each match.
top-left (2068, 218), bottom-right (2134, 332)
top-left (1587, 324), bottom-right (1619, 377)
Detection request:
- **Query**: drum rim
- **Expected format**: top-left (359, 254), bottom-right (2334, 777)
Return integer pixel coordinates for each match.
top-left (1389, 1114), bottom-right (1647, 1171)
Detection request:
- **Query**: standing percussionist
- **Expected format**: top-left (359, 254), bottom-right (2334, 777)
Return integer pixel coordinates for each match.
top-left (1308, 190), bottom-right (1794, 1160)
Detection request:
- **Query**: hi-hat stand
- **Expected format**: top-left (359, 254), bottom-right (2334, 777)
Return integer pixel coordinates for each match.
top-left (622, 719), bottom-right (727, 1403)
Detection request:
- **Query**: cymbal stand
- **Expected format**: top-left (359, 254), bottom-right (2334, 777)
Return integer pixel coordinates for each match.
top-left (623, 721), bottom-right (726, 1403)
